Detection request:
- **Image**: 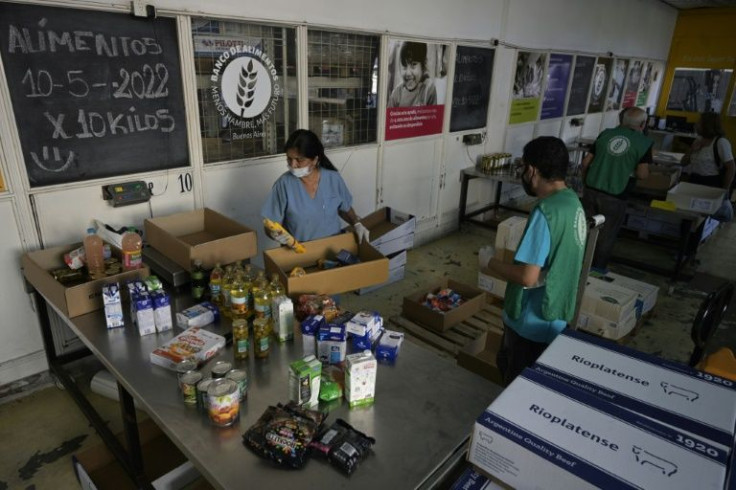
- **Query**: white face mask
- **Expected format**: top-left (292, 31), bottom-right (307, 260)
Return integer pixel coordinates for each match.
top-left (290, 165), bottom-right (312, 178)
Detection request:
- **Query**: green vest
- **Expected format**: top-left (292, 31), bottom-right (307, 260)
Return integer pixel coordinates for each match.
top-left (585, 127), bottom-right (653, 195)
top-left (504, 188), bottom-right (586, 322)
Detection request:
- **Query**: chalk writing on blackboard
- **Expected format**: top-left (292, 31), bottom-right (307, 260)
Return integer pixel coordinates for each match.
top-left (0, 3), bottom-right (188, 187)
top-left (450, 46), bottom-right (494, 132)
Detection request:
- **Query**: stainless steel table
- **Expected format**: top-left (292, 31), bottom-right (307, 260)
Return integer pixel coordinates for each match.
top-left (38, 290), bottom-right (501, 489)
top-left (458, 167), bottom-right (529, 228)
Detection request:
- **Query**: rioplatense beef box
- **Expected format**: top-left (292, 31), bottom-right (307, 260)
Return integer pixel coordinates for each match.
top-left (468, 369), bottom-right (729, 490)
top-left (533, 329), bottom-right (736, 450)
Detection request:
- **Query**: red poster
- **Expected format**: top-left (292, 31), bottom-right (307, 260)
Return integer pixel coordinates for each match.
top-left (385, 105), bottom-right (444, 140)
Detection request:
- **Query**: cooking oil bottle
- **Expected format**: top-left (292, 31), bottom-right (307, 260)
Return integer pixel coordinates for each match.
top-left (230, 270), bottom-right (249, 320)
top-left (253, 270), bottom-right (271, 321)
top-left (269, 273), bottom-right (285, 298)
top-left (243, 264), bottom-right (255, 316)
top-left (232, 318), bottom-right (249, 361)
top-left (209, 262), bottom-right (224, 306)
top-left (253, 317), bottom-right (271, 359)
top-left (220, 265), bottom-right (234, 318)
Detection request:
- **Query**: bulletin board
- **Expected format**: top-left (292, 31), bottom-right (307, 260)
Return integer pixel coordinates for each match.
top-left (450, 46), bottom-right (494, 132)
top-left (0, 3), bottom-right (189, 187)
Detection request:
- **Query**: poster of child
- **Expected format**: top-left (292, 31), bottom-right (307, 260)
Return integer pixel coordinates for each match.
top-left (606, 58), bottom-right (628, 111)
top-left (513, 51), bottom-right (546, 99)
top-left (387, 40), bottom-right (447, 108)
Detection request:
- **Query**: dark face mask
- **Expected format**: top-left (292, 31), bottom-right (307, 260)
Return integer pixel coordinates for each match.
top-left (521, 166), bottom-right (537, 197)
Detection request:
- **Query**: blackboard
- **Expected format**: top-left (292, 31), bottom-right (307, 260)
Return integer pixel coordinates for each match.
top-left (0, 3), bottom-right (188, 187)
top-left (450, 46), bottom-right (494, 132)
top-left (566, 55), bottom-right (595, 116)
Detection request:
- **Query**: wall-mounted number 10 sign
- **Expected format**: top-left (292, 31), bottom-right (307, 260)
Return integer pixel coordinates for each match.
top-left (178, 172), bottom-right (193, 193)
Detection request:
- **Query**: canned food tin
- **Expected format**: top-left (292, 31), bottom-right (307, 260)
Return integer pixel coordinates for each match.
top-left (180, 370), bottom-right (203, 405)
top-left (207, 378), bottom-right (240, 427)
top-left (226, 369), bottom-right (248, 401)
top-left (176, 359), bottom-right (198, 391)
top-left (196, 377), bottom-right (213, 412)
top-left (211, 360), bottom-right (232, 379)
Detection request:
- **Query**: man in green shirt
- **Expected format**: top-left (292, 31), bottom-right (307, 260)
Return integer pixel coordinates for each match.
top-left (581, 107), bottom-right (652, 271)
top-left (485, 137), bottom-right (586, 385)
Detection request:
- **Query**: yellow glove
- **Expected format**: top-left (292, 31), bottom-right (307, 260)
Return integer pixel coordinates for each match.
top-left (263, 219), bottom-right (306, 253)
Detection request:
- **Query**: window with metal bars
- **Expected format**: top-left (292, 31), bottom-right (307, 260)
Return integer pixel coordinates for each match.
top-left (306, 30), bottom-right (380, 148)
top-left (191, 19), bottom-right (297, 163)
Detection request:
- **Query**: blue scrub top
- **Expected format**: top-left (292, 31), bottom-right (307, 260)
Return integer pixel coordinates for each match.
top-left (261, 169), bottom-right (353, 242)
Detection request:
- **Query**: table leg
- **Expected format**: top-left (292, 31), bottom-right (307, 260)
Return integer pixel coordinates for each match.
top-left (118, 382), bottom-right (150, 488)
top-left (493, 180), bottom-right (503, 218)
top-left (458, 174), bottom-right (470, 225)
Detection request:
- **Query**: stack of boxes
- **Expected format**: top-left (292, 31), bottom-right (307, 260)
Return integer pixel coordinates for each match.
top-left (468, 329), bottom-right (736, 489)
top-left (356, 207), bottom-right (416, 294)
top-left (477, 216), bottom-right (526, 299)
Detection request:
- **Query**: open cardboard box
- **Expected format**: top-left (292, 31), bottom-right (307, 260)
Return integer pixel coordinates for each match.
top-left (402, 279), bottom-right (486, 332)
top-left (21, 243), bottom-right (149, 318)
top-left (666, 182), bottom-right (726, 214)
top-left (73, 418), bottom-right (208, 489)
top-left (635, 164), bottom-right (680, 191)
top-left (263, 232), bottom-right (389, 296)
top-left (145, 208), bottom-right (257, 270)
top-left (359, 207), bottom-right (416, 256)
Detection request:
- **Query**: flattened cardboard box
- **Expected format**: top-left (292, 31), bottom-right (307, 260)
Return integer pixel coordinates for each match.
top-left (360, 207), bottom-right (416, 256)
top-left (263, 232), bottom-right (389, 296)
top-left (22, 243), bottom-right (150, 318)
top-left (145, 208), bottom-right (257, 270)
top-left (469, 369), bottom-right (729, 490)
top-left (533, 329), bottom-right (736, 449)
top-left (402, 279), bottom-right (486, 332)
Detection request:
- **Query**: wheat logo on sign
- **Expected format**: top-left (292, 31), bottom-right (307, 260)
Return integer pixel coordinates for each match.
top-left (606, 135), bottom-right (630, 156)
top-left (209, 44), bottom-right (281, 132)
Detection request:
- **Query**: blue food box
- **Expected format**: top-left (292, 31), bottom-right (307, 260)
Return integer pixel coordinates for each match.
top-left (317, 323), bottom-right (347, 364)
top-left (301, 314), bottom-right (326, 357)
top-left (375, 330), bottom-right (404, 363)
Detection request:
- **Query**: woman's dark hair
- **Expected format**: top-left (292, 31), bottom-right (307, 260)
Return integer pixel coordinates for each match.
top-left (522, 136), bottom-right (569, 181)
top-left (697, 112), bottom-right (725, 139)
top-left (399, 42), bottom-right (427, 70)
top-left (284, 129), bottom-right (337, 171)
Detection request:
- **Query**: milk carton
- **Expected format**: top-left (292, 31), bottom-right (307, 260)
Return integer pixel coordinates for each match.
top-left (272, 295), bottom-right (294, 342)
top-left (301, 315), bottom-right (325, 357)
top-left (345, 351), bottom-right (377, 408)
top-left (102, 283), bottom-right (124, 329)
top-left (151, 290), bottom-right (173, 332)
top-left (317, 323), bottom-right (347, 364)
top-left (133, 291), bottom-right (155, 336)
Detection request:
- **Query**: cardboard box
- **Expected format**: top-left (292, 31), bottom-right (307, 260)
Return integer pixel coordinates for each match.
top-left (402, 279), bottom-right (486, 332)
top-left (356, 250), bottom-right (407, 295)
top-left (533, 329), bottom-right (736, 449)
top-left (590, 271), bottom-right (659, 316)
top-left (145, 208), bottom-right (257, 270)
top-left (469, 369), bottom-right (729, 490)
top-left (73, 418), bottom-right (205, 490)
top-left (477, 269), bottom-right (507, 299)
top-left (263, 232), bottom-right (389, 296)
top-left (636, 164), bottom-right (681, 191)
top-left (457, 329), bottom-right (504, 385)
top-left (495, 216), bottom-right (527, 252)
top-left (667, 182), bottom-right (726, 214)
top-left (360, 207), bottom-right (416, 256)
top-left (21, 243), bottom-right (150, 318)
top-left (576, 308), bottom-right (637, 340)
top-left (580, 276), bottom-right (638, 324)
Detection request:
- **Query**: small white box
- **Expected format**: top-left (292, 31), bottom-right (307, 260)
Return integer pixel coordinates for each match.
top-left (478, 270), bottom-right (507, 299)
top-left (469, 369), bottom-right (729, 489)
top-left (534, 329), bottom-right (736, 449)
top-left (593, 271), bottom-right (659, 316)
top-left (272, 296), bottom-right (294, 342)
top-left (667, 182), bottom-right (726, 214)
top-left (346, 311), bottom-right (382, 337)
top-left (576, 308), bottom-right (637, 340)
top-left (345, 351), bottom-right (377, 408)
top-left (581, 276), bottom-right (638, 324)
top-left (494, 216), bottom-right (527, 252)
top-left (175, 302), bottom-right (219, 329)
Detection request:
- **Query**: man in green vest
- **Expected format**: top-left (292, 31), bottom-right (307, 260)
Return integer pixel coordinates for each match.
top-left (581, 107), bottom-right (652, 270)
top-left (485, 137), bottom-right (586, 385)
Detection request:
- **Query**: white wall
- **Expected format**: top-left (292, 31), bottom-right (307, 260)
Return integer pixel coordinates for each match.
top-left (0, 0), bottom-right (678, 386)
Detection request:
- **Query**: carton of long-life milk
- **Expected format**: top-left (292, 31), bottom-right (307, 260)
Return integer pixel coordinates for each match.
top-left (533, 329), bottom-right (736, 449)
top-left (468, 369), bottom-right (729, 490)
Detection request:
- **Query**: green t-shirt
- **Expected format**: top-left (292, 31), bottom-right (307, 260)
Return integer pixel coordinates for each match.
top-left (585, 127), bottom-right (653, 195)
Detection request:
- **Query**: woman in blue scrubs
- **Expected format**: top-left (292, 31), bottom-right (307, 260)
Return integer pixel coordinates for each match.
top-left (262, 129), bottom-right (369, 244)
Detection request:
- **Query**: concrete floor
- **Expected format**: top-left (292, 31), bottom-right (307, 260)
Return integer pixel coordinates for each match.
top-left (1, 219), bottom-right (735, 489)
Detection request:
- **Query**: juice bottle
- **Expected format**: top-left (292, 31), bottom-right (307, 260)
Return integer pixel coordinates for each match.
top-left (253, 271), bottom-right (272, 321)
top-left (121, 227), bottom-right (143, 271)
top-left (230, 270), bottom-right (249, 320)
top-left (191, 259), bottom-right (206, 300)
top-left (209, 262), bottom-right (224, 306)
top-left (83, 228), bottom-right (105, 280)
top-left (221, 265), bottom-right (234, 318)
top-left (253, 317), bottom-right (271, 359)
top-left (232, 318), bottom-right (249, 361)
